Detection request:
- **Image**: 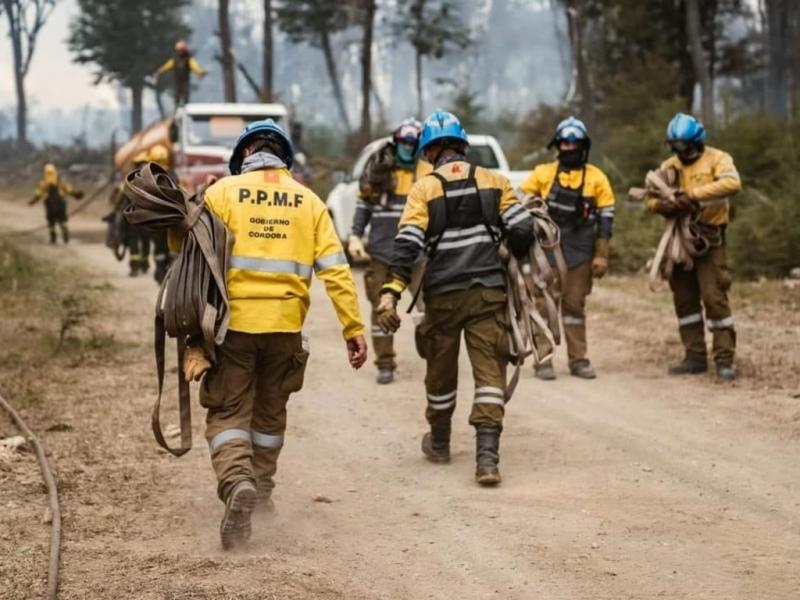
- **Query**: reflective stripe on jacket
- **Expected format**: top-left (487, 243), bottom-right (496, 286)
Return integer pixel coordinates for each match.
top-left (386, 160), bottom-right (533, 296)
top-left (647, 146), bottom-right (741, 226)
top-left (520, 160), bottom-right (615, 268)
top-left (203, 168), bottom-right (365, 339)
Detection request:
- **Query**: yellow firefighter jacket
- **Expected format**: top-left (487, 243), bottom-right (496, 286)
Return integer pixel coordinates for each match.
top-left (352, 160), bottom-right (433, 264)
top-left (32, 165), bottom-right (75, 203)
top-left (646, 146), bottom-right (741, 225)
top-left (155, 56), bottom-right (206, 77)
top-left (203, 168), bottom-right (365, 339)
top-left (385, 160), bottom-right (533, 296)
top-left (520, 161), bottom-right (615, 213)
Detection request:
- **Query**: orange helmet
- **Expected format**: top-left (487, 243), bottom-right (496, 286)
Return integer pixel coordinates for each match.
top-left (175, 40), bottom-right (189, 54)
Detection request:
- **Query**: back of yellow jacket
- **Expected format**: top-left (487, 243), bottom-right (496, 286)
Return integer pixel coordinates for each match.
top-left (203, 168), bottom-right (365, 340)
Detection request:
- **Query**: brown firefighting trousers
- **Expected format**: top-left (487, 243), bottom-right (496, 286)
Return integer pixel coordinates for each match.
top-left (364, 259), bottom-right (424, 370)
top-left (200, 331), bottom-right (309, 501)
top-left (414, 286), bottom-right (509, 431)
top-left (535, 260), bottom-right (593, 367)
top-left (669, 242), bottom-right (735, 365)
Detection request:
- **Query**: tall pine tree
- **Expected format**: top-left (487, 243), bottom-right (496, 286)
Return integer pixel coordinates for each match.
top-left (68, 0), bottom-right (191, 133)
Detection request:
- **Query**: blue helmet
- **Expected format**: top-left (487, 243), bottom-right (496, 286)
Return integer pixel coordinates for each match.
top-left (548, 116), bottom-right (590, 149)
top-left (229, 119), bottom-right (294, 174)
top-left (417, 110), bottom-right (469, 155)
top-left (666, 113), bottom-right (706, 144)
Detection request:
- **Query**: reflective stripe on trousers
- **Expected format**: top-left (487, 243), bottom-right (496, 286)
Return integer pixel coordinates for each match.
top-left (252, 431), bottom-right (284, 449)
top-left (707, 316), bottom-right (734, 330)
top-left (427, 390), bottom-right (456, 410)
top-left (678, 312), bottom-right (703, 327)
top-left (209, 428), bottom-right (284, 451)
top-left (474, 385), bottom-right (505, 406)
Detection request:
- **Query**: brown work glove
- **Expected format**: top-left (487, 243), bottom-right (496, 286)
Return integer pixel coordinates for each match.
top-left (347, 235), bottom-right (370, 263)
top-left (183, 346), bottom-right (211, 382)
top-left (673, 191), bottom-right (695, 212)
top-left (376, 291), bottom-right (401, 334)
top-left (592, 238), bottom-right (609, 279)
top-left (653, 198), bottom-right (680, 218)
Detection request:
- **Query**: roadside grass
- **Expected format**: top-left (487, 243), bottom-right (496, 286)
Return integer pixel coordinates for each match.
top-left (0, 240), bottom-right (127, 408)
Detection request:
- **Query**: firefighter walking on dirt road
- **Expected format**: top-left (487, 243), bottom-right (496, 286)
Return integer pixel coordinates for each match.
top-left (646, 113), bottom-right (742, 381)
top-left (348, 118), bottom-right (432, 385)
top-left (182, 119), bottom-right (367, 550)
top-left (29, 163), bottom-right (83, 244)
top-left (377, 110), bottom-right (534, 486)
top-left (520, 117), bottom-right (615, 380)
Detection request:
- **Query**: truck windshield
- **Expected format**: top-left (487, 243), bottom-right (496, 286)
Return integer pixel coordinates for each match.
top-left (465, 144), bottom-right (500, 169)
top-left (186, 115), bottom-right (284, 146)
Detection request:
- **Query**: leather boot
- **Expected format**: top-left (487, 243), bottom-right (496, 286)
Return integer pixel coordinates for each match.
top-left (475, 426), bottom-right (501, 486)
top-left (219, 479), bottom-right (257, 550)
top-left (421, 420), bottom-right (451, 464)
top-left (668, 357), bottom-right (708, 375)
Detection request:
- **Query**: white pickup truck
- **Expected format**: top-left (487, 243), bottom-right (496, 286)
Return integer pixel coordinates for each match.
top-left (326, 134), bottom-right (529, 242)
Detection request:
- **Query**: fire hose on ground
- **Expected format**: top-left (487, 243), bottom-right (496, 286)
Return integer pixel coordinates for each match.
top-left (0, 392), bottom-right (61, 600)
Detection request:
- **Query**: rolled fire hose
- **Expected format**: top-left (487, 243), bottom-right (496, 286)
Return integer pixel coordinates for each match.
top-left (123, 163), bottom-right (233, 457)
top-left (500, 196), bottom-right (567, 401)
top-left (629, 169), bottom-right (721, 292)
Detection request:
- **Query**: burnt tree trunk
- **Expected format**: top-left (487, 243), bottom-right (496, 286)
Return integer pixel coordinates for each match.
top-left (320, 29), bottom-right (352, 132)
top-left (218, 0), bottom-right (237, 103)
top-left (262, 0), bottom-right (273, 101)
top-left (359, 0), bottom-right (376, 142)
top-left (686, 0), bottom-right (714, 126)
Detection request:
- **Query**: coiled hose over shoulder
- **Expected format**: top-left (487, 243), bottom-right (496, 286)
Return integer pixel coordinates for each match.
top-left (500, 197), bottom-right (567, 400)
top-left (123, 163), bottom-right (234, 456)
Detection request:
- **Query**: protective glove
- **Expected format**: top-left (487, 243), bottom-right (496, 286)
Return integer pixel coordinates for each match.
top-left (592, 256), bottom-right (608, 279)
top-left (28, 197), bottom-right (38, 206)
top-left (73, 190), bottom-right (85, 200)
top-left (376, 291), bottom-right (401, 334)
top-left (654, 199), bottom-right (679, 218)
top-left (183, 346), bottom-right (211, 382)
top-left (348, 235), bottom-right (370, 263)
top-left (592, 237), bottom-right (609, 279)
top-left (673, 191), bottom-right (695, 212)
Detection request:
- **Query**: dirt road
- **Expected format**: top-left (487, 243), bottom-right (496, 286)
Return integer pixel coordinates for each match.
top-left (1, 197), bottom-right (799, 599)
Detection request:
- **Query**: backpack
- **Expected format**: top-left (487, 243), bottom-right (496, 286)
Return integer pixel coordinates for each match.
top-left (358, 142), bottom-right (396, 203)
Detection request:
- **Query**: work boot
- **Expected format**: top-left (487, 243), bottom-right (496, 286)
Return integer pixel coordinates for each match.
top-left (61, 226), bottom-right (69, 244)
top-left (475, 426), bottom-right (501, 486)
top-left (534, 361), bottom-right (557, 381)
top-left (667, 357), bottom-right (708, 375)
top-left (421, 421), bottom-right (451, 464)
top-left (255, 479), bottom-right (276, 514)
top-left (376, 368), bottom-right (394, 385)
top-left (129, 264), bottom-right (139, 277)
top-left (716, 363), bottom-right (737, 382)
top-left (219, 480), bottom-right (257, 550)
top-left (49, 229), bottom-right (57, 244)
top-left (570, 360), bottom-right (596, 379)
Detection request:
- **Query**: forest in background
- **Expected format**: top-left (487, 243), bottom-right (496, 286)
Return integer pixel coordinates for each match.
top-left (2, 0), bottom-right (799, 277)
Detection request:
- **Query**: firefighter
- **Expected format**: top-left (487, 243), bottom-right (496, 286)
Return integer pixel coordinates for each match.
top-left (377, 110), bottom-right (534, 486)
top-left (181, 119), bottom-right (367, 549)
top-left (646, 113), bottom-right (741, 381)
top-left (348, 118), bottom-right (432, 384)
top-left (153, 40), bottom-right (206, 107)
top-left (124, 152), bottom-right (153, 277)
top-left (520, 117), bottom-right (615, 380)
top-left (29, 164), bottom-right (83, 244)
top-left (146, 144), bottom-right (174, 283)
